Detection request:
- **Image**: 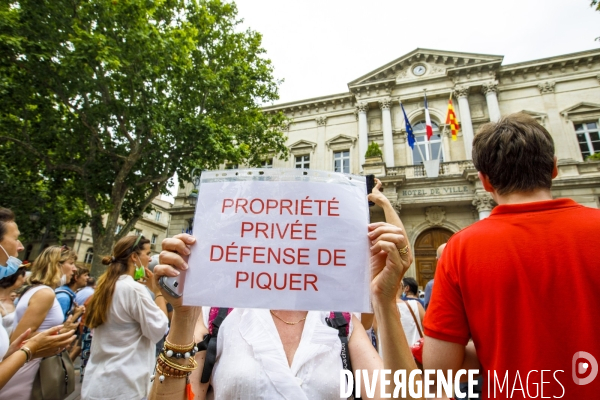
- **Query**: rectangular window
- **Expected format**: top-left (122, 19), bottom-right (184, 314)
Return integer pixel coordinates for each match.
top-left (151, 234), bottom-right (158, 244)
top-left (261, 159), bottom-right (273, 168)
top-left (155, 211), bottom-right (162, 222)
top-left (225, 163), bottom-right (238, 170)
top-left (575, 122), bottom-right (600, 159)
top-left (115, 225), bottom-right (123, 234)
top-left (295, 155), bottom-right (310, 169)
top-left (135, 229), bottom-right (142, 236)
top-left (333, 150), bottom-right (350, 173)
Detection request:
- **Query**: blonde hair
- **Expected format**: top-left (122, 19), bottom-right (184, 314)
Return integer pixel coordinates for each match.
top-left (28, 246), bottom-right (77, 288)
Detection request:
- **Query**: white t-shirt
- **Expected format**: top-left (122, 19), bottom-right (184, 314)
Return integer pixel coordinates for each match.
top-left (203, 308), bottom-right (353, 400)
top-left (0, 315), bottom-right (8, 361)
top-left (81, 275), bottom-right (168, 400)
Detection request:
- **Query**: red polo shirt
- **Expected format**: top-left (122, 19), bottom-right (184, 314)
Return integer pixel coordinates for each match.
top-left (424, 199), bottom-right (600, 399)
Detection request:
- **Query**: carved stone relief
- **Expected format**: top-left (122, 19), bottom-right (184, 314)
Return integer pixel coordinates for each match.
top-left (454, 85), bottom-right (470, 98)
top-left (537, 81), bottom-right (556, 94)
top-left (472, 194), bottom-right (495, 212)
top-left (379, 98), bottom-right (392, 110)
top-left (482, 81), bottom-right (499, 95)
top-left (315, 116), bottom-right (327, 126)
top-left (425, 206), bottom-right (446, 226)
top-left (355, 102), bottom-right (368, 113)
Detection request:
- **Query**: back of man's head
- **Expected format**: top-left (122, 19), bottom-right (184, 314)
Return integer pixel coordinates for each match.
top-left (472, 113), bottom-right (555, 195)
top-left (436, 243), bottom-right (446, 260)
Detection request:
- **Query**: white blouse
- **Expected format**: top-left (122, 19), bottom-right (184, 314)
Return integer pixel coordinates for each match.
top-left (205, 308), bottom-right (353, 400)
top-left (81, 275), bottom-right (168, 400)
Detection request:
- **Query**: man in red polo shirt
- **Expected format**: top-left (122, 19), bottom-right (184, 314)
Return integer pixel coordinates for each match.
top-left (423, 113), bottom-right (600, 399)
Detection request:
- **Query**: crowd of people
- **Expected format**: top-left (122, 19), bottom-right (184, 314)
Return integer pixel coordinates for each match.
top-left (0, 113), bottom-right (598, 399)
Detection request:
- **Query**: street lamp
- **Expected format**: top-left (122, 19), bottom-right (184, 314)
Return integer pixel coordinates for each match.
top-left (187, 168), bottom-right (201, 207)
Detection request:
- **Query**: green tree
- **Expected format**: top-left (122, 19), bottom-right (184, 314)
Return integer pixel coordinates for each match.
top-left (0, 0), bottom-right (288, 273)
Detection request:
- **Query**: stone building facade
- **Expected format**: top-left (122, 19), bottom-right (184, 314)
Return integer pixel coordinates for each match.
top-left (169, 48), bottom-right (600, 288)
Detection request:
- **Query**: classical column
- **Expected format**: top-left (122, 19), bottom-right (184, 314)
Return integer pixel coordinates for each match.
top-left (379, 98), bottom-right (395, 168)
top-left (356, 102), bottom-right (369, 171)
top-left (454, 85), bottom-right (474, 160)
top-left (482, 81), bottom-right (501, 122)
top-left (472, 193), bottom-right (494, 220)
top-left (315, 116), bottom-right (327, 170)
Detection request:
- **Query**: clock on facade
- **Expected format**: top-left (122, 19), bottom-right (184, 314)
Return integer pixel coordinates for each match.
top-left (413, 65), bottom-right (426, 76)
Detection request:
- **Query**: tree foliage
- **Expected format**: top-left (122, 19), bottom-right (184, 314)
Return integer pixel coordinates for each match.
top-left (365, 142), bottom-right (383, 158)
top-left (0, 0), bottom-right (288, 272)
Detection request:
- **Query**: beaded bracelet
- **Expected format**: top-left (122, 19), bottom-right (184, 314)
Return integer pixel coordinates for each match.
top-left (158, 353), bottom-right (198, 372)
top-left (163, 338), bottom-right (198, 359)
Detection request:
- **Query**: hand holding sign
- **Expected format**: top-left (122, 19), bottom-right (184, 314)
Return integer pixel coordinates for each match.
top-left (182, 168), bottom-right (372, 312)
top-left (368, 222), bottom-right (411, 304)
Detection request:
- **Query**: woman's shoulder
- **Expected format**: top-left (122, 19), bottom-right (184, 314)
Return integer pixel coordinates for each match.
top-left (27, 285), bottom-right (56, 301)
top-left (115, 275), bottom-right (152, 300)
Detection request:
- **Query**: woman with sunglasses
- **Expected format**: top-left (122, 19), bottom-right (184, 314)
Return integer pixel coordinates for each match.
top-left (82, 235), bottom-right (169, 400)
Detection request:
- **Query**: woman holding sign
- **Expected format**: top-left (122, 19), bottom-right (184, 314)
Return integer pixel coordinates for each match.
top-left (148, 219), bottom-right (421, 400)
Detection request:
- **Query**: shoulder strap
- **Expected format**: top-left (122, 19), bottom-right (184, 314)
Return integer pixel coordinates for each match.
top-left (405, 301), bottom-right (423, 338)
top-left (327, 312), bottom-right (358, 399)
top-left (55, 288), bottom-right (75, 311)
top-left (199, 307), bottom-right (231, 384)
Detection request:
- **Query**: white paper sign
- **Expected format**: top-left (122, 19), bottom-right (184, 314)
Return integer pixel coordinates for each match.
top-left (183, 168), bottom-right (371, 312)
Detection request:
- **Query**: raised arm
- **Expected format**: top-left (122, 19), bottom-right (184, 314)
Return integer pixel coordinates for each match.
top-left (368, 222), bottom-right (422, 399)
top-left (149, 234), bottom-right (205, 400)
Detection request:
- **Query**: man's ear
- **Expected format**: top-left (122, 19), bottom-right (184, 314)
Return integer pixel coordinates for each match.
top-left (551, 156), bottom-right (558, 179)
top-left (478, 171), bottom-right (495, 193)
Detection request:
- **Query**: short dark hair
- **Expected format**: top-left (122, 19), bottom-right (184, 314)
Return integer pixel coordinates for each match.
top-left (0, 207), bottom-right (16, 242)
top-left (86, 276), bottom-right (96, 287)
top-left (69, 265), bottom-right (90, 285)
top-left (0, 267), bottom-right (26, 289)
top-left (402, 277), bottom-right (419, 296)
top-left (472, 113), bottom-right (555, 195)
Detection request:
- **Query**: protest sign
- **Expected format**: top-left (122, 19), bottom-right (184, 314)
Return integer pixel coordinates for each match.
top-left (183, 168), bottom-right (371, 312)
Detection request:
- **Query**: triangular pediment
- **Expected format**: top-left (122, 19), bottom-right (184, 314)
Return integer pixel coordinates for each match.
top-left (289, 139), bottom-right (317, 151)
top-left (325, 134), bottom-right (356, 149)
top-left (348, 48), bottom-right (504, 87)
top-left (561, 102), bottom-right (600, 117)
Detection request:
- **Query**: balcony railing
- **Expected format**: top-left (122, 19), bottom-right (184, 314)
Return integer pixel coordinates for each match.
top-left (386, 160), bottom-right (475, 178)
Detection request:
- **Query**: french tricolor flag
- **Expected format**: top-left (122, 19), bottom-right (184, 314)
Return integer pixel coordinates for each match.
top-left (424, 92), bottom-right (433, 141)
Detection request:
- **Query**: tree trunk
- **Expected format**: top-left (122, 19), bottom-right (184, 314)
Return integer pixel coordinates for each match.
top-left (90, 231), bottom-right (117, 278)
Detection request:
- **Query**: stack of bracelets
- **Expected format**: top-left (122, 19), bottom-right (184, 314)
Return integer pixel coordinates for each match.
top-left (153, 339), bottom-right (199, 384)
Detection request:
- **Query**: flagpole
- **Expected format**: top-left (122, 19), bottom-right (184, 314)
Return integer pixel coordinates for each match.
top-left (424, 89), bottom-right (431, 161)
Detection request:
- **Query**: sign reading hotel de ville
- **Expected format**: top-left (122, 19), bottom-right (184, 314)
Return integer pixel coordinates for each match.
top-left (183, 168), bottom-right (372, 313)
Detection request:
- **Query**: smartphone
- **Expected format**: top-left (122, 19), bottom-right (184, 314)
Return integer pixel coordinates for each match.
top-left (159, 274), bottom-right (184, 298)
top-left (365, 174), bottom-right (375, 207)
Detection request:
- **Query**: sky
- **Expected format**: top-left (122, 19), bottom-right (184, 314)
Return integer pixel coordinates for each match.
top-left (234, 0), bottom-right (600, 105)
top-left (164, 0), bottom-right (600, 202)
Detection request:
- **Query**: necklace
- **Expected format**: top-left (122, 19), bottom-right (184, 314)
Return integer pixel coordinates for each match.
top-left (270, 310), bottom-right (307, 325)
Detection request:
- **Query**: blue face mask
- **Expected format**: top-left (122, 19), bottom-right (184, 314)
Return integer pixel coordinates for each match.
top-left (0, 244), bottom-right (21, 280)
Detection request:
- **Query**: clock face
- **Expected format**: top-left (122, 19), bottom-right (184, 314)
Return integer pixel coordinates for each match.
top-left (413, 65), bottom-right (426, 76)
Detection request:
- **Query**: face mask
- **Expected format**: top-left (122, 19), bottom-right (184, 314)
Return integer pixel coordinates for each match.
top-left (133, 256), bottom-right (145, 281)
top-left (134, 265), bottom-right (145, 281)
top-left (0, 244), bottom-right (20, 280)
top-left (59, 274), bottom-right (68, 286)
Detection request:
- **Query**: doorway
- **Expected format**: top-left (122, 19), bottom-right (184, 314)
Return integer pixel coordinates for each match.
top-left (414, 228), bottom-right (453, 288)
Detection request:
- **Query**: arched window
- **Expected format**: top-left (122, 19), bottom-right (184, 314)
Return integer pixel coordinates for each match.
top-left (411, 121), bottom-right (444, 165)
top-left (84, 248), bottom-right (94, 264)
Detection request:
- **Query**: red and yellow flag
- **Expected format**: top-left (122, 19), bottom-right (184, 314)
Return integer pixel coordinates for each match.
top-left (446, 96), bottom-right (459, 141)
